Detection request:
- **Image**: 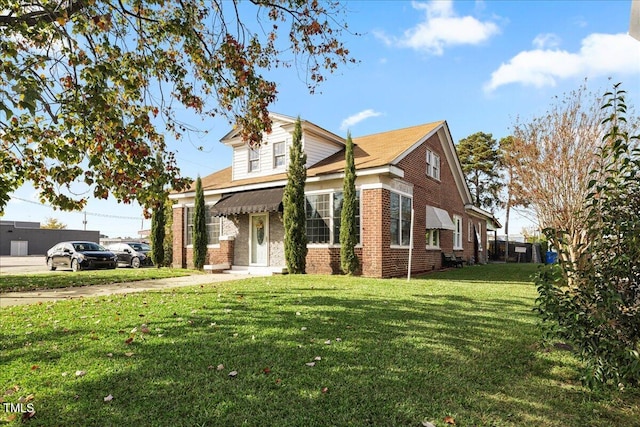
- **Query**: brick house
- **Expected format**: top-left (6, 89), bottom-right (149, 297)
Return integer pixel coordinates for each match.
top-left (169, 113), bottom-right (500, 278)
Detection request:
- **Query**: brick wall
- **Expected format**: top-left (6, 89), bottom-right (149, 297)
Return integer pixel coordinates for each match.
top-left (392, 132), bottom-right (472, 274)
top-left (306, 247), bottom-right (364, 275)
top-left (172, 206), bottom-right (186, 268)
top-left (361, 188), bottom-right (385, 277)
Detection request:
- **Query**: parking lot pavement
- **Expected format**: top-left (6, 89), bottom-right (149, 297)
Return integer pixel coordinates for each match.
top-left (0, 256), bottom-right (49, 274)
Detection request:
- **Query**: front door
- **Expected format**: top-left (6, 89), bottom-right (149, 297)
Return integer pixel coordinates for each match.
top-left (250, 214), bottom-right (268, 266)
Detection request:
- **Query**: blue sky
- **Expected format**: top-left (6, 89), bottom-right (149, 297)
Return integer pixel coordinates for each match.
top-left (3, 0), bottom-right (639, 239)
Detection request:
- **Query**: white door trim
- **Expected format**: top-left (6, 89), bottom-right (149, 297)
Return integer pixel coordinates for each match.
top-left (249, 213), bottom-right (269, 266)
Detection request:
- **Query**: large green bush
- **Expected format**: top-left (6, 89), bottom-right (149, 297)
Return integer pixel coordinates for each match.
top-left (535, 84), bottom-right (640, 388)
top-left (192, 176), bottom-right (208, 270)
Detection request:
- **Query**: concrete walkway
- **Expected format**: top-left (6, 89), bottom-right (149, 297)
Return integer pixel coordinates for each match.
top-left (0, 273), bottom-right (256, 308)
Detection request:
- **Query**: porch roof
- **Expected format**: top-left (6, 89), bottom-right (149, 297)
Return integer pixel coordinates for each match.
top-left (212, 187), bottom-right (284, 216)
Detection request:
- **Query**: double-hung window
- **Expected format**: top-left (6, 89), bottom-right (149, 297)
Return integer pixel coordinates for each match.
top-left (426, 149), bottom-right (440, 180)
top-left (426, 229), bottom-right (440, 248)
top-left (305, 194), bottom-right (331, 243)
top-left (205, 208), bottom-right (221, 245)
top-left (273, 142), bottom-right (286, 168)
top-left (305, 191), bottom-right (360, 244)
top-left (186, 206), bottom-right (221, 246)
top-left (390, 192), bottom-right (412, 246)
top-left (453, 215), bottom-right (463, 250)
top-left (248, 148), bottom-right (260, 172)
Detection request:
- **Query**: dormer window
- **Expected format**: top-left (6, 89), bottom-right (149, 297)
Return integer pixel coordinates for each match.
top-left (248, 148), bottom-right (260, 172)
top-left (273, 142), bottom-right (285, 168)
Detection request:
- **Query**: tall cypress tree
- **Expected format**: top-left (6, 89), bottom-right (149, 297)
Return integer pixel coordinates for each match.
top-left (283, 117), bottom-right (308, 274)
top-left (150, 199), bottom-right (165, 268)
top-left (162, 201), bottom-right (174, 267)
top-left (192, 175), bottom-right (208, 270)
top-left (340, 131), bottom-right (359, 275)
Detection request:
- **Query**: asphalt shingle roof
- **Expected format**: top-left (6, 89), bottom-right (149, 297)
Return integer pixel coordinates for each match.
top-left (180, 120), bottom-right (444, 193)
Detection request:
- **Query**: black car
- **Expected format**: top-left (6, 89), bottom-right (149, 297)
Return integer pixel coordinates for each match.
top-left (107, 242), bottom-right (153, 268)
top-left (46, 241), bottom-right (118, 272)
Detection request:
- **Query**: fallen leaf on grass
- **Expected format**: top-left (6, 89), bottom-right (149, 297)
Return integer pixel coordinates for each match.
top-left (444, 416), bottom-right (456, 425)
top-left (30, 365), bottom-right (38, 371)
top-left (314, 356), bottom-right (322, 361)
top-left (324, 340), bottom-right (331, 345)
top-left (321, 387), bottom-right (328, 393)
top-left (228, 371), bottom-right (238, 378)
top-left (305, 362), bottom-right (316, 367)
top-left (124, 337), bottom-right (134, 345)
top-left (216, 364), bottom-right (224, 371)
top-left (21, 410), bottom-right (36, 421)
top-left (124, 352), bottom-right (134, 357)
top-left (140, 324), bottom-right (151, 334)
top-left (75, 370), bottom-right (86, 377)
top-left (4, 386), bottom-right (19, 395)
top-left (18, 394), bottom-right (34, 403)
top-left (262, 367), bottom-right (271, 375)
top-left (422, 422), bottom-right (436, 427)
top-left (103, 394), bottom-right (113, 402)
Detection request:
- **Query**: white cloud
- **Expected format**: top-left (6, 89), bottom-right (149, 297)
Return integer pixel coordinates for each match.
top-left (340, 109), bottom-right (383, 131)
top-left (484, 33), bottom-right (640, 92)
top-left (384, 0), bottom-right (500, 55)
top-left (532, 33), bottom-right (561, 49)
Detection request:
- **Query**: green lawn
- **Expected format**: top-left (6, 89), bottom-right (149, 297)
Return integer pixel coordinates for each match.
top-left (0, 268), bottom-right (199, 293)
top-left (1, 264), bottom-right (638, 426)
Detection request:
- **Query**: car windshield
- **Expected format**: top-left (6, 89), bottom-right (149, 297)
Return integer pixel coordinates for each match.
top-left (129, 243), bottom-right (151, 251)
top-left (73, 243), bottom-right (105, 251)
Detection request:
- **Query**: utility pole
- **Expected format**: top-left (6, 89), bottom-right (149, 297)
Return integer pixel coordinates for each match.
top-left (83, 211), bottom-right (87, 230)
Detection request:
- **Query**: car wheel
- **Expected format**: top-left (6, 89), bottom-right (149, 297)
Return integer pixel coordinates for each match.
top-left (47, 258), bottom-right (57, 271)
top-left (71, 259), bottom-right (81, 272)
top-left (131, 257), bottom-right (141, 269)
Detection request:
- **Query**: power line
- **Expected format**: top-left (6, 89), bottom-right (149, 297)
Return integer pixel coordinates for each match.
top-left (11, 196), bottom-right (142, 221)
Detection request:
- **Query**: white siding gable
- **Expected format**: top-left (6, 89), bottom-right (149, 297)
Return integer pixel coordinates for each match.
top-left (232, 118), bottom-right (291, 181)
top-left (230, 117), bottom-right (343, 181)
top-left (304, 131), bottom-right (342, 167)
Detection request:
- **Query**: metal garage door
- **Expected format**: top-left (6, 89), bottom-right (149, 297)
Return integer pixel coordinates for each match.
top-left (10, 240), bottom-right (28, 256)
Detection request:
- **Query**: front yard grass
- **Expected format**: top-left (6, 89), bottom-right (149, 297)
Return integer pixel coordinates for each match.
top-left (1, 264), bottom-right (638, 426)
top-left (0, 268), bottom-right (199, 293)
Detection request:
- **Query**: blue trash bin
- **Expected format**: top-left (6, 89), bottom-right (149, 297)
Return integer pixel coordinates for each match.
top-left (545, 251), bottom-right (558, 264)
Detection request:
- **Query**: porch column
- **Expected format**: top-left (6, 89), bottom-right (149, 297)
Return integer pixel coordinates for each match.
top-left (361, 188), bottom-right (385, 278)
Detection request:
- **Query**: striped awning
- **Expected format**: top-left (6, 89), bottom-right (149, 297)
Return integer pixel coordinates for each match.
top-left (212, 187), bottom-right (284, 216)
